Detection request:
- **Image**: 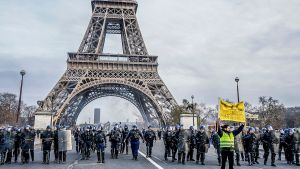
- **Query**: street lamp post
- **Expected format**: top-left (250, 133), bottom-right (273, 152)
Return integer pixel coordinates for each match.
top-left (16, 70), bottom-right (26, 124)
top-left (191, 95), bottom-right (195, 127)
top-left (235, 77), bottom-right (240, 102)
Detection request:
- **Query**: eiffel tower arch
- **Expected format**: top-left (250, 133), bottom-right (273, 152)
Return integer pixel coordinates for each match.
top-left (35, 0), bottom-right (177, 127)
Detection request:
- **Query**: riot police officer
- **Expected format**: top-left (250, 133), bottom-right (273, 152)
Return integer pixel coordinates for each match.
top-left (41, 125), bottom-right (53, 164)
top-left (0, 127), bottom-right (5, 165)
top-left (171, 125), bottom-right (179, 162)
top-left (125, 125), bottom-right (144, 160)
top-left (195, 125), bottom-right (209, 165)
top-left (186, 126), bottom-right (196, 161)
top-left (108, 125), bottom-right (122, 159)
top-left (294, 128), bottom-right (300, 166)
top-left (211, 129), bottom-right (221, 166)
top-left (58, 126), bottom-right (68, 164)
top-left (144, 125), bottom-right (157, 158)
top-left (29, 126), bottom-right (36, 162)
top-left (94, 126), bottom-right (107, 164)
top-left (4, 127), bottom-right (15, 164)
top-left (261, 125), bottom-right (277, 167)
top-left (53, 125), bottom-right (59, 163)
top-left (80, 127), bottom-right (93, 160)
top-left (20, 125), bottom-right (32, 164)
top-left (284, 128), bottom-right (296, 165)
top-left (121, 125), bottom-right (129, 154)
top-left (231, 126), bottom-right (242, 166)
top-left (74, 128), bottom-right (80, 153)
top-left (278, 129), bottom-right (285, 161)
top-left (163, 126), bottom-right (173, 161)
top-left (157, 129), bottom-right (162, 140)
top-left (176, 125), bottom-right (189, 165)
top-left (243, 127), bottom-right (256, 166)
top-left (14, 128), bottom-right (21, 163)
top-left (253, 127), bottom-right (261, 164)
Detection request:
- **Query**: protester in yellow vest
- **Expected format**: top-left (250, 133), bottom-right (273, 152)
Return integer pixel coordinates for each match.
top-left (217, 119), bottom-right (244, 169)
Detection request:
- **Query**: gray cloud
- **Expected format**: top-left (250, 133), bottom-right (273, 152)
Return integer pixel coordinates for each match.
top-left (0, 0), bottom-right (300, 123)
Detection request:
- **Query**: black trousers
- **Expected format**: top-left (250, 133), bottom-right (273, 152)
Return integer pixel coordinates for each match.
top-left (164, 142), bottom-right (171, 159)
top-left (30, 149), bottom-right (34, 161)
top-left (14, 147), bottom-right (20, 162)
top-left (187, 145), bottom-right (194, 160)
top-left (221, 149), bottom-right (234, 169)
top-left (59, 151), bottom-right (66, 162)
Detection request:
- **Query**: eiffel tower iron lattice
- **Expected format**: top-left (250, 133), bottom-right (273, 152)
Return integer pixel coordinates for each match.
top-left (35, 0), bottom-right (177, 127)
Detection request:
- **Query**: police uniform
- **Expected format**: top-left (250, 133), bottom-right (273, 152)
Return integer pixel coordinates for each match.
top-left (294, 129), bottom-right (300, 166)
top-left (176, 128), bottom-right (189, 165)
top-left (4, 129), bottom-right (15, 164)
top-left (163, 128), bottom-right (173, 160)
top-left (14, 129), bottom-right (22, 163)
top-left (243, 129), bottom-right (256, 166)
top-left (121, 126), bottom-right (129, 154)
top-left (195, 128), bottom-right (209, 165)
top-left (0, 129), bottom-right (5, 165)
top-left (108, 128), bottom-right (122, 159)
top-left (261, 127), bottom-right (277, 166)
top-left (80, 129), bottom-right (93, 160)
top-left (144, 127), bottom-right (157, 157)
top-left (211, 131), bottom-right (221, 165)
top-left (125, 126), bottom-right (144, 160)
top-left (40, 128), bottom-right (54, 164)
top-left (94, 129), bottom-right (107, 163)
top-left (20, 128), bottom-right (32, 164)
top-left (284, 130), bottom-right (296, 164)
top-left (171, 128), bottom-right (179, 162)
top-left (186, 127), bottom-right (196, 161)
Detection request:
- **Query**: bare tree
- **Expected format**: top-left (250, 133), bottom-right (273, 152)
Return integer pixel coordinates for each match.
top-left (258, 96), bottom-right (286, 129)
top-left (0, 93), bottom-right (19, 125)
top-left (21, 105), bottom-right (37, 126)
top-left (195, 103), bottom-right (218, 125)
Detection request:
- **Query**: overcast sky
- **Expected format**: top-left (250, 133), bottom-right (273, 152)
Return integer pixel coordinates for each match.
top-left (0, 0), bottom-right (300, 123)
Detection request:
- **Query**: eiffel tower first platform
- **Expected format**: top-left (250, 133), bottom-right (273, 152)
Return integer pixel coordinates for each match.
top-left (34, 0), bottom-right (177, 128)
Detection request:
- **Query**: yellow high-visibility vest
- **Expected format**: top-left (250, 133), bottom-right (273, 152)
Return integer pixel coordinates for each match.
top-left (220, 132), bottom-right (234, 149)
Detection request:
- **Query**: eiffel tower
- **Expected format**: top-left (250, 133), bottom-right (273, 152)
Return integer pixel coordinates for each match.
top-left (35, 0), bottom-right (177, 127)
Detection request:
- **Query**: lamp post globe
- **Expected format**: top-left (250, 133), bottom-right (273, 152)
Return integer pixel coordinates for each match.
top-left (20, 70), bottom-right (26, 76)
top-left (235, 77), bottom-right (239, 83)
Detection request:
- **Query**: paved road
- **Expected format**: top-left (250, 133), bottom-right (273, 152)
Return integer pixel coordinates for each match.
top-left (2, 139), bottom-right (299, 169)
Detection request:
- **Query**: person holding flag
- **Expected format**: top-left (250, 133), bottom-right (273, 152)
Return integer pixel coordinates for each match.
top-left (217, 119), bottom-right (244, 169)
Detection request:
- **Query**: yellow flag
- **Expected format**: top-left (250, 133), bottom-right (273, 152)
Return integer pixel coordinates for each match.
top-left (219, 99), bottom-right (246, 123)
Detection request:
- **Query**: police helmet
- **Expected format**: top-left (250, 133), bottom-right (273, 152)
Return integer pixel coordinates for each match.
top-left (266, 125), bottom-right (273, 131)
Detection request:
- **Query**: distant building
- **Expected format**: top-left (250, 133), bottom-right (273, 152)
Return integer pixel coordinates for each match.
top-left (94, 108), bottom-right (101, 124)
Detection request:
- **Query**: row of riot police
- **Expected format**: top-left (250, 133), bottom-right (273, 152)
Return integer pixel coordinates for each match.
top-left (73, 124), bottom-right (147, 163)
top-left (0, 125), bottom-right (35, 165)
top-left (163, 125), bottom-right (209, 165)
top-left (75, 126), bottom-right (107, 163)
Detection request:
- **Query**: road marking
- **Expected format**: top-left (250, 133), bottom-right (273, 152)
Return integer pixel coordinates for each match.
top-left (139, 151), bottom-right (164, 169)
top-left (152, 155), bottom-right (168, 165)
top-left (67, 160), bottom-right (78, 169)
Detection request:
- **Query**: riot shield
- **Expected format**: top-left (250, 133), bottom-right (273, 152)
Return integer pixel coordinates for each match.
top-left (58, 130), bottom-right (72, 151)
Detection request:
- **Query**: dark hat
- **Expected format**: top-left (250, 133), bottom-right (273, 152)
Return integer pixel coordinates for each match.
top-left (222, 124), bottom-right (229, 129)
